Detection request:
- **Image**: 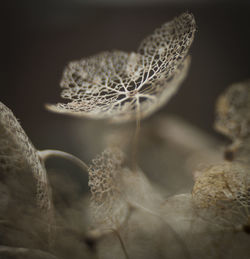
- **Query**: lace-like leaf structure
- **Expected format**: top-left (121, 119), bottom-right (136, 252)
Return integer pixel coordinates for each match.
top-left (192, 162), bottom-right (250, 226)
top-left (47, 12), bottom-right (196, 122)
top-left (0, 102), bottom-right (52, 217)
top-left (215, 79), bottom-right (250, 140)
top-left (88, 148), bottom-right (129, 229)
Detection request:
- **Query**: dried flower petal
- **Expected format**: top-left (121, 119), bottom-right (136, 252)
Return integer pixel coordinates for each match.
top-left (192, 162), bottom-right (250, 226)
top-left (88, 148), bottom-right (129, 229)
top-left (0, 102), bottom-right (52, 217)
top-left (47, 12), bottom-right (195, 122)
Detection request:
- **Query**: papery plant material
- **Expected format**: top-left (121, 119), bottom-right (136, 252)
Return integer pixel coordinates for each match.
top-left (0, 102), bottom-right (53, 221)
top-left (215, 79), bottom-right (250, 140)
top-left (46, 12), bottom-right (196, 122)
top-left (192, 162), bottom-right (250, 227)
top-left (88, 146), bottom-right (164, 232)
top-left (88, 148), bottom-right (129, 229)
top-left (159, 194), bottom-right (250, 259)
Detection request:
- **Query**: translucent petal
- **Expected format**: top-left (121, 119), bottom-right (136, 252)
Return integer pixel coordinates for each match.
top-left (88, 148), bottom-right (129, 229)
top-left (0, 102), bottom-right (53, 218)
top-left (47, 12), bottom-right (196, 122)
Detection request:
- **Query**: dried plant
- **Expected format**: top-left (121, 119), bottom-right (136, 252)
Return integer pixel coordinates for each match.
top-left (88, 148), bottom-right (129, 230)
top-left (0, 102), bottom-right (52, 216)
top-left (192, 162), bottom-right (250, 228)
top-left (188, 80), bottom-right (250, 234)
top-left (46, 12), bottom-right (195, 122)
top-left (0, 102), bottom-right (90, 248)
top-left (215, 80), bottom-right (250, 163)
top-left (2, 10), bottom-right (250, 259)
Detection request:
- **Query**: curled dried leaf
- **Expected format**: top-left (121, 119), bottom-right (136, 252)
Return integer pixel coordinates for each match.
top-left (0, 102), bottom-right (53, 220)
top-left (47, 12), bottom-right (196, 122)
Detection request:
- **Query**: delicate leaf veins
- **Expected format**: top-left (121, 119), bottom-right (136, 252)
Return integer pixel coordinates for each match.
top-left (0, 102), bottom-right (53, 219)
top-left (47, 12), bottom-right (196, 122)
top-left (88, 148), bottom-right (129, 229)
top-left (192, 162), bottom-right (250, 226)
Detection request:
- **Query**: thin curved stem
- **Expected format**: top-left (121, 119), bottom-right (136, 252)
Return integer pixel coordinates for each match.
top-left (38, 149), bottom-right (89, 173)
top-left (86, 228), bottom-right (130, 259)
top-left (111, 229), bottom-right (130, 259)
top-left (131, 98), bottom-right (141, 172)
top-left (131, 118), bottom-right (141, 172)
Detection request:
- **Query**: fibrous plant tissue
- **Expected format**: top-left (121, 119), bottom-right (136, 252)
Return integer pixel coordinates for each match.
top-left (0, 12), bottom-right (250, 259)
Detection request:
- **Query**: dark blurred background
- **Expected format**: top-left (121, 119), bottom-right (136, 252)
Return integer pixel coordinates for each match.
top-left (2, 0), bottom-right (250, 163)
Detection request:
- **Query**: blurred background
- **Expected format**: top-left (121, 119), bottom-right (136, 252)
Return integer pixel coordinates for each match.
top-left (2, 0), bottom-right (250, 187)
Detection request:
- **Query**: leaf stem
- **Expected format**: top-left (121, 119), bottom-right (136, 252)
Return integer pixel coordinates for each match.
top-left (112, 229), bottom-right (130, 259)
